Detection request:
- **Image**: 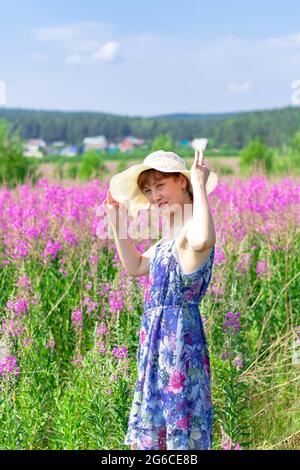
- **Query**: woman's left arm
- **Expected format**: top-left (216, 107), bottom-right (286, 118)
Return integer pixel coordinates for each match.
top-left (186, 149), bottom-right (216, 251)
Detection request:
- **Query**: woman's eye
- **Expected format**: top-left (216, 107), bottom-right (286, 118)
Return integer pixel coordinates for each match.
top-left (143, 184), bottom-right (163, 194)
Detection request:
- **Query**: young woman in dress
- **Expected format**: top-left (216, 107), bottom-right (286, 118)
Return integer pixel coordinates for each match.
top-left (103, 149), bottom-right (217, 450)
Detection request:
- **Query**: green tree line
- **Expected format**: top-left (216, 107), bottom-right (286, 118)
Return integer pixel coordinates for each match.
top-left (0, 106), bottom-right (300, 148)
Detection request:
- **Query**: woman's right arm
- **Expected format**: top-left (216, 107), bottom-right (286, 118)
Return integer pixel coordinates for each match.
top-left (113, 236), bottom-right (153, 277)
top-left (103, 190), bottom-right (152, 277)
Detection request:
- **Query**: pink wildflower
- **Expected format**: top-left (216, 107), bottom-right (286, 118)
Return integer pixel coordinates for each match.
top-left (71, 308), bottom-right (83, 329)
top-left (0, 356), bottom-right (20, 382)
top-left (112, 346), bottom-right (128, 359)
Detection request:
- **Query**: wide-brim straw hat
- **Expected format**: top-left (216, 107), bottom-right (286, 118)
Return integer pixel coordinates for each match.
top-left (109, 149), bottom-right (218, 218)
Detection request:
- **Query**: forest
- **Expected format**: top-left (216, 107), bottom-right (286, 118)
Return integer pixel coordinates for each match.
top-left (0, 105), bottom-right (300, 148)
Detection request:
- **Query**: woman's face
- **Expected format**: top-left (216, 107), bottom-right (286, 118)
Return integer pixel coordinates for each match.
top-left (142, 174), bottom-right (189, 211)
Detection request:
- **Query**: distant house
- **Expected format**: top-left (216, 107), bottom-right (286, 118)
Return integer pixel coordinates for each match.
top-left (27, 138), bottom-right (46, 148)
top-left (44, 141), bottom-right (67, 156)
top-left (118, 136), bottom-right (145, 153)
top-left (179, 139), bottom-right (191, 147)
top-left (107, 142), bottom-right (119, 153)
top-left (83, 135), bottom-right (107, 152)
top-left (23, 145), bottom-right (43, 158)
top-left (119, 138), bottom-right (134, 153)
top-left (52, 141), bottom-right (65, 148)
top-left (45, 146), bottom-right (58, 155)
top-left (23, 139), bottom-right (46, 158)
top-left (59, 146), bottom-right (78, 157)
top-left (126, 136), bottom-right (145, 146)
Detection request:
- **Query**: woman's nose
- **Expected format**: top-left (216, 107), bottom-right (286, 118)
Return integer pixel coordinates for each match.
top-left (152, 189), bottom-right (162, 203)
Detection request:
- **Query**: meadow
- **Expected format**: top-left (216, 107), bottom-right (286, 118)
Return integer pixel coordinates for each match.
top-left (0, 157), bottom-right (299, 450)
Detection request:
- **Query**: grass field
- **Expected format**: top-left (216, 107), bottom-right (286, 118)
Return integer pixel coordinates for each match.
top-left (0, 162), bottom-right (299, 449)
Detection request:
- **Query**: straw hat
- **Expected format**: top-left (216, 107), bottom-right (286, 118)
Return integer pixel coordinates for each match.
top-left (109, 149), bottom-right (218, 217)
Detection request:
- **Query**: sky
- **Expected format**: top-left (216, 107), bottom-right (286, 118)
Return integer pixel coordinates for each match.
top-left (1, 0), bottom-right (300, 116)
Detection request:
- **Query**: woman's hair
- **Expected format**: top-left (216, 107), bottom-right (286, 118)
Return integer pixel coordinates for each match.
top-left (137, 169), bottom-right (193, 202)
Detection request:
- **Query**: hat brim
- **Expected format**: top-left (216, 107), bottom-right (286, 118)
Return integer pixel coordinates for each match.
top-left (109, 163), bottom-right (218, 218)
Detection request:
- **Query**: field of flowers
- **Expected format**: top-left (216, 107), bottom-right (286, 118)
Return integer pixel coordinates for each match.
top-left (0, 174), bottom-right (300, 450)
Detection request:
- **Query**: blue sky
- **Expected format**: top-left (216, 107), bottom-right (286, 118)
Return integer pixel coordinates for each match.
top-left (1, 0), bottom-right (300, 116)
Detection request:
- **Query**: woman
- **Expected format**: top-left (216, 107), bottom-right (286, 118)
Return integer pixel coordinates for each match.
top-left (103, 149), bottom-right (218, 450)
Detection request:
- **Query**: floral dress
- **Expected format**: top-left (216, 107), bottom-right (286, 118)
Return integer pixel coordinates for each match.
top-left (124, 239), bottom-right (215, 450)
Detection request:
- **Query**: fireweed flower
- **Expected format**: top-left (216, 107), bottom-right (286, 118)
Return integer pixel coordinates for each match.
top-left (96, 282), bottom-right (111, 296)
top-left (256, 260), bottom-right (268, 277)
top-left (89, 255), bottom-right (99, 265)
top-left (223, 312), bottom-right (241, 334)
top-left (236, 253), bottom-right (253, 273)
top-left (97, 341), bottom-right (106, 354)
top-left (96, 324), bottom-right (107, 337)
top-left (1, 318), bottom-right (25, 337)
top-left (109, 291), bottom-right (125, 314)
top-left (63, 227), bottom-right (78, 246)
top-left (82, 297), bottom-right (98, 315)
top-left (112, 346), bottom-right (128, 359)
top-left (113, 251), bottom-right (120, 268)
top-left (6, 298), bottom-right (29, 317)
top-left (42, 240), bottom-right (62, 260)
top-left (138, 276), bottom-right (149, 289)
top-left (23, 338), bottom-right (34, 348)
top-left (87, 301), bottom-right (98, 314)
top-left (58, 257), bottom-right (68, 276)
top-left (71, 354), bottom-right (83, 365)
top-left (17, 275), bottom-right (31, 289)
top-left (221, 351), bottom-right (231, 361)
top-left (220, 425), bottom-right (242, 450)
top-left (233, 354), bottom-right (244, 370)
top-left (25, 226), bottom-right (39, 240)
top-left (83, 296), bottom-right (91, 307)
top-left (45, 339), bottom-right (55, 350)
top-left (71, 308), bottom-right (83, 329)
top-left (13, 240), bottom-right (29, 259)
top-left (209, 274), bottom-right (225, 298)
top-left (58, 267), bottom-right (68, 277)
top-left (0, 355), bottom-right (20, 382)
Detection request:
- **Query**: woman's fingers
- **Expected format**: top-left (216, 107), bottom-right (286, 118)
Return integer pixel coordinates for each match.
top-left (107, 189), bottom-right (118, 204)
top-left (194, 149), bottom-right (199, 165)
top-left (107, 189), bottom-right (113, 203)
top-left (199, 147), bottom-right (205, 165)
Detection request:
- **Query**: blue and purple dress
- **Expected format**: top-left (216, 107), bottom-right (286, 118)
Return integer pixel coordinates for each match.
top-left (125, 238), bottom-right (215, 450)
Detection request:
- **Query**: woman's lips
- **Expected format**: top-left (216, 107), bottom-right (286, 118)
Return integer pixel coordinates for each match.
top-left (158, 202), bottom-right (168, 208)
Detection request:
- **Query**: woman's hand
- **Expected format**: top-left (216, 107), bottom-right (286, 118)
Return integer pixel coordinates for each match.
top-left (102, 189), bottom-right (128, 232)
top-left (190, 148), bottom-right (211, 189)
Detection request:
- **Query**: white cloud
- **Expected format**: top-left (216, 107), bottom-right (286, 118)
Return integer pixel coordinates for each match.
top-left (34, 22), bottom-right (122, 64)
top-left (92, 41), bottom-right (120, 62)
top-left (26, 27), bottom-right (300, 114)
top-left (35, 22), bottom-right (112, 52)
top-left (226, 81), bottom-right (252, 95)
